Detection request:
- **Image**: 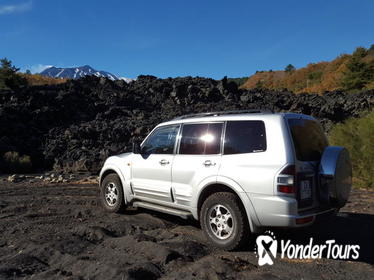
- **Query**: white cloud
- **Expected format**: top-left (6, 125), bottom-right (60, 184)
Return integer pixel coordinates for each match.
top-left (0, 1), bottom-right (32, 15)
top-left (27, 64), bottom-right (53, 74)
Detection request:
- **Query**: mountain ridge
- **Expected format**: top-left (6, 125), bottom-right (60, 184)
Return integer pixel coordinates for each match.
top-left (40, 65), bottom-right (132, 81)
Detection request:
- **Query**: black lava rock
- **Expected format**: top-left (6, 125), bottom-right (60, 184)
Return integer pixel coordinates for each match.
top-left (0, 76), bottom-right (373, 173)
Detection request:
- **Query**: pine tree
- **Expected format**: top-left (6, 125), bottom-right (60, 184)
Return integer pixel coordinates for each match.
top-left (0, 58), bottom-right (28, 90)
top-left (285, 64), bottom-right (295, 73)
top-left (341, 47), bottom-right (374, 91)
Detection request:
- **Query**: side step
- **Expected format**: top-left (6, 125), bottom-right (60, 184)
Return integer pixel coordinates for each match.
top-left (132, 201), bottom-right (193, 219)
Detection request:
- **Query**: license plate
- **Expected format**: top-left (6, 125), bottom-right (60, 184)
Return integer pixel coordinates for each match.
top-left (300, 180), bottom-right (312, 200)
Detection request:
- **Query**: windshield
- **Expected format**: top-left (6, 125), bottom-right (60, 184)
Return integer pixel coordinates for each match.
top-left (288, 118), bottom-right (328, 161)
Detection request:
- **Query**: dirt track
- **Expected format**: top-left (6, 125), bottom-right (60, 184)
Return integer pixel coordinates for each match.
top-left (0, 179), bottom-right (373, 280)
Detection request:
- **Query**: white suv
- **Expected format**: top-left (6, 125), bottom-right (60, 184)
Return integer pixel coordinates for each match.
top-left (99, 110), bottom-right (352, 250)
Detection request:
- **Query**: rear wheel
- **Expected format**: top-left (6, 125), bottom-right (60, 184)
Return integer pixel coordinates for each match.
top-left (100, 173), bottom-right (126, 213)
top-left (200, 192), bottom-right (250, 251)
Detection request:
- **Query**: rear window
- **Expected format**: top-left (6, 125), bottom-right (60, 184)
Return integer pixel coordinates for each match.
top-left (288, 119), bottom-right (328, 161)
top-left (224, 121), bottom-right (266, 154)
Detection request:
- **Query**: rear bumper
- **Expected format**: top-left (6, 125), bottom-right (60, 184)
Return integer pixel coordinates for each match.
top-left (250, 194), bottom-right (335, 227)
top-left (285, 207), bottom-right (336, 227)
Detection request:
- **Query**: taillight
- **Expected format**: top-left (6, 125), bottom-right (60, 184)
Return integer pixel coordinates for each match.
top-left (277, 165), bottom-right (296, 194)
top-left (278, 185), bottom-right (294, 194)
top-left (296, 216), bottom-right (314, 224)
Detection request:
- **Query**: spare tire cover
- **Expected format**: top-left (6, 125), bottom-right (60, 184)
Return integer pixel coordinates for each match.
top-left (319, 146), bottom-right (352, 208)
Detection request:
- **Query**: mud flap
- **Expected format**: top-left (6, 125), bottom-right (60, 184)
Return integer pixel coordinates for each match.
top-left (319, 146), bottom-right (352, 208)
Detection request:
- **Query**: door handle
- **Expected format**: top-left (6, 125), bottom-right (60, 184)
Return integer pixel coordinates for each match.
top-left (203, 160), bottom-right (216, 167)
top-left (159, 159), bottom-right (170, 165)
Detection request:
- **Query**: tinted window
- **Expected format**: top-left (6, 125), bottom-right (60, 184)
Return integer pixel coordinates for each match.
top-left (224, 121), bottom-right (266, 154)
top-left (288, 119), bottom-right (328, 161)
top-left (142, 125), bottom-right (179, 154)
top-left (205, 123), bottom-right (223, 154)
top-left (179, 123), bottom-right (223, 155)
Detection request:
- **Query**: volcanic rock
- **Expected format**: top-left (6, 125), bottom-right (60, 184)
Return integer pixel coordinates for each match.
top-left (0, 76), bottom-right (373, 173)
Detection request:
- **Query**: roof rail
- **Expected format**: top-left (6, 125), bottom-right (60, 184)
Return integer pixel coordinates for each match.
top-left (171, 109), bottom-right (273, 120)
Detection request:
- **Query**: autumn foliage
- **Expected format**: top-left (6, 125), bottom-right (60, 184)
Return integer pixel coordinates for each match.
top-left (22, 73), bottom-right (68, 86)
top-left (241, 45), bottom-right (374, 94)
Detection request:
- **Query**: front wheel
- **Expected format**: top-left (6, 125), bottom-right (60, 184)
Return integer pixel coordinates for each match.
top-left (100, 173), bottom-right (126, 213)
top-left (200, 192), bottom-right (250, 251)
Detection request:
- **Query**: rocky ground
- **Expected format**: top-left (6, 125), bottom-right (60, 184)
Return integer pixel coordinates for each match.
top-left (0, 177), bottom-right (373, 280)
top-left (1, 76), bottom-right (373, 173)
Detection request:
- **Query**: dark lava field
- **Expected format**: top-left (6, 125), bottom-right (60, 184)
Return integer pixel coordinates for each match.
top-left (0, 76), bottom-right (373, 173)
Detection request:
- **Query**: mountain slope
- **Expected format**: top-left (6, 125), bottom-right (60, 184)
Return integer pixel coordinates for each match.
top-left (241, 45), bottom-right (374, 94)
top-left (40, 65), bottom-right (120, 80)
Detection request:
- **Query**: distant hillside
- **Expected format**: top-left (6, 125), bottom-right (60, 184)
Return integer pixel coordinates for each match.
top-left (241, 45), bottom-right (374, 94)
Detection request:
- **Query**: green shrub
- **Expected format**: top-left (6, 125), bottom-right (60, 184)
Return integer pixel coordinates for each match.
top-left (2, 151), bottom-right (32, 173)
top-left (329, 111), bottom-right (374, 188)
top-left (308, 71), bottom-right (323, 81)
top-left (227, 77), bottom-right (248, 87)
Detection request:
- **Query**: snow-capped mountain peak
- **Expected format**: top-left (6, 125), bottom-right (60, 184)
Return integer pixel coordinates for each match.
top-left (119, 77), bottom-right (135, 83)
top-left (40, 65), bottom-right (127, 81)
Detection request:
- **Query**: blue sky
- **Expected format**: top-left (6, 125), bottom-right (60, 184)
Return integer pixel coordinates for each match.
top-left (1, 0), bottom-right (374, 79)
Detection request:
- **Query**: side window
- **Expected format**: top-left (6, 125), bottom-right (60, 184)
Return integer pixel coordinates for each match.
top-left (224, 121), bottom-right (266, 155)
top-left (142, 125), bottom-right (179, 154)
top-left (179, 123), bottom-right (223, 155)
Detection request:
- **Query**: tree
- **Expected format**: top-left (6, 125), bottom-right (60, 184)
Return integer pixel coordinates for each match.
top-left (352, 46), bottom-right (367, 58)
top-left (25, 69), bottom-right (31, 75)
top-left (341, 47), bottom-right (374, 91)
top-left (285, 64), bottom-right (296, 73)
top-left (0, 58), bottom-right (28, 90)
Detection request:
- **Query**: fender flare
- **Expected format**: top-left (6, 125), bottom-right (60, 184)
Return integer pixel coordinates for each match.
top-left (99, 164), bottom-right (131, 203)
top-left (195, 176), bottom-right (261, 233)
top-left (191, 175), bottom-right (218, 218)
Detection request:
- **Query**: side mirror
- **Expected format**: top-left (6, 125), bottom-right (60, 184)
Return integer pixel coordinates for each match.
top-left (132, 140), bottom-right (142, 154)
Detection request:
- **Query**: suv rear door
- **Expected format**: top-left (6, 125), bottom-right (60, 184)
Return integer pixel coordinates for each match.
top-left (287, 118), bottom-right (328, 210)
top-left (171, 122), bottom-right (224, 207)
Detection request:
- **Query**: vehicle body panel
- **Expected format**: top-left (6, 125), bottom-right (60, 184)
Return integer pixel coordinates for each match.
top-left (172, 154), bottom-right (222, 207)
top-left (131, 153), bottom-right (174, 202)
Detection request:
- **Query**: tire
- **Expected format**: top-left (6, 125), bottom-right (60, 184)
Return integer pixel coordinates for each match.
top-left (100, 173), bottom-right (126, 213)
top-left (200, 192), bottom-right (250, 251)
